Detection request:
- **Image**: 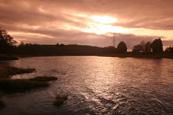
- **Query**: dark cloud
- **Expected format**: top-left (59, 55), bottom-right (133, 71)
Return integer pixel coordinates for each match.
top-left (2, 0), bottom-right (173, 30)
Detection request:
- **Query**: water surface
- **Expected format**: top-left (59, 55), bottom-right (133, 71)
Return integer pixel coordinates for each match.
top-left (0, 56), bottom-right (173, 115)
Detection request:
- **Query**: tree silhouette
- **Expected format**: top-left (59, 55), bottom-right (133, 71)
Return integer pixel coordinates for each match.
top-left (117, 41), bottom-right (127, 53)
top-left (0, 28), bottom-right (17, 53)
top-left (144, 42), bottom-right (151, 53)
top-left (151, 38), bottom-right (163, 53)
top-left (165, 46), bottom-right (173, 53)
top-left (18, 41), bottom-right (25, 48)
top-left (132, 44), bottom-right (143, 53)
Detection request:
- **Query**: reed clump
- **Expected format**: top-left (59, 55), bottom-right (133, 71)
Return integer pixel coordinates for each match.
top-left (53, 95), bottom-right (68, 107)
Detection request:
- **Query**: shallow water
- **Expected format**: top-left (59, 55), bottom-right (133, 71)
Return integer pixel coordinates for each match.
top-left (0, 56), bottom-right (173, 115)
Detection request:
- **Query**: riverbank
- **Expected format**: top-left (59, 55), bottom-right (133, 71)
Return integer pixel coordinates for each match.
top-left (18, 52), bottom-right (173, 59)
top-left (0, 65), bottom-right (57, 92)
top-left (100, 52), bottom-right (173, 59)
top-left (1, 52), bottom-right (173, 60)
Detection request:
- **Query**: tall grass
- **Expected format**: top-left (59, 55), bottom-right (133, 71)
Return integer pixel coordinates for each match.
top-left (0, 64), bottom-right (57, 93)
top-left (0, 54), bottom-right (18, 60)
top-left (0, 65), bottom-right (35, 79)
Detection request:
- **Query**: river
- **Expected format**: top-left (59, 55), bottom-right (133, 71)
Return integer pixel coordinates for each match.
top-left (0, 56), bottom-right (173, 115)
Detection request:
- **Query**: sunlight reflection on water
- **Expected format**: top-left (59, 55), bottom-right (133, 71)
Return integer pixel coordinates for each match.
top-left (0, 56), bottom-right (173, 115)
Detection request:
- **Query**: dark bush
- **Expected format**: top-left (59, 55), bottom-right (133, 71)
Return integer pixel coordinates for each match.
top-left (117, 41), bottom-right (127, 53)
top-left (151, 38), bottom-right (163, 53)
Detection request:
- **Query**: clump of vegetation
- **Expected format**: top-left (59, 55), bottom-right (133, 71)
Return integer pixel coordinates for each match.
top-left (30, 76), bottom-right (57, 82)
top-left (0, 65), bottom-right (35, 79)
top-left (0, 79), bottom-right (49, 93)
top-left (53, 95), bottom-right (68, 107)
top-left (0, 76), bottom-right (58, 93)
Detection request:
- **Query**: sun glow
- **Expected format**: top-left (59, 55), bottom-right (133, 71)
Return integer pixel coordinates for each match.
top-left (91, 16), bottom-right (117, 24)
top-left (73, 23), bottom-right (127, 35)
top-left (88, 23), bottom-right (127, 34)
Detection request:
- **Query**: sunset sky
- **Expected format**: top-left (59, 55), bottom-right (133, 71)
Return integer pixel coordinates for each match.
top-left (0, 0), bottom-right (173, 48)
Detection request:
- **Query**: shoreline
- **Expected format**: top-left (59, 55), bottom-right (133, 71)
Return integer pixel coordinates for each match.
top-left (0, 52), bottom-right (173, 60)
top-left (18, 53), bottom-right (173, 59)
top-left (99, 52), bottom-right (173, 59)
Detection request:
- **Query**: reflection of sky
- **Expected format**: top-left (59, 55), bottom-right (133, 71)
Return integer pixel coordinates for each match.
top-left (0, 0), bottom-right (173, 48)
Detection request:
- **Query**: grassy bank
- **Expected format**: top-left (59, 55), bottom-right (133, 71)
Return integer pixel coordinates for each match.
top-left (0, 54), bottom-right (19, 60)
top-left (0, 79), bottom-right (50, 93)
top-left (0, 65), bottom-right (35, 79)
top-left (0, 64), bottom-right (57, 109)
top-left (0, 76), bottom-right (57, 109)
top-left (0, 75), bottom-right (57, 93)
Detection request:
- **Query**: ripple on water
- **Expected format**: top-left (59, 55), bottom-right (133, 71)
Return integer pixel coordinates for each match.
top-left (0, 56), bottom-right (173, 115)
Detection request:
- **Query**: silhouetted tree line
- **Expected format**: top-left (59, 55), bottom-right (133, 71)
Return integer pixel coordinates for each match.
top-left (165, 46), bottom-right (173, 53)
top-left (56, 43), bottom-right (65, 47)
top-left (16, 42), bottom-right (118, 56)
top-left (0, 27), bottom-right (173, 56)
top-left (132, 38), bottom-right (164, 53)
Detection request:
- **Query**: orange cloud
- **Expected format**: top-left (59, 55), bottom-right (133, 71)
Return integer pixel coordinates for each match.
top-left (0, 0), bottom-right (173, 47)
